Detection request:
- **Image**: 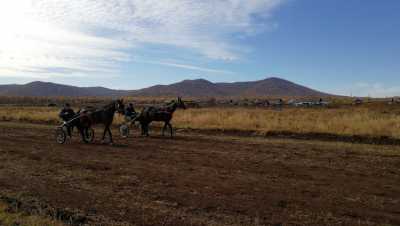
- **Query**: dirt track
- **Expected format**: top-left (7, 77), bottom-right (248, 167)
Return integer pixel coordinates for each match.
top-left (0, 122), bottom-right (399, 226)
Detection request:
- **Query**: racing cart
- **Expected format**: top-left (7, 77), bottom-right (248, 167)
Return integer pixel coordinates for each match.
top-left (55, 114), bottom-right (95, 144)
top-left (119, 113), bottom-right (140, 138)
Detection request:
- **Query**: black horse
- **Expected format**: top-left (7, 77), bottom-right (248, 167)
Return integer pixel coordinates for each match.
top-left (133, 97), bottom-right (186, 137)
top-left (78, 99), bottom-right (125, 144)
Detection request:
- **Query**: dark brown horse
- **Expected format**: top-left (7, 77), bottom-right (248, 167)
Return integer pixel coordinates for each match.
top-left (133, 97), bottom-right (186, 137)
top-left (78, 99), bottom-right (125, 144)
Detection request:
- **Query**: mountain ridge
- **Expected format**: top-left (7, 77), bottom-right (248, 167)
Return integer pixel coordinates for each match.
top-left (0, 77), bottom-right (331, 97)
top-left (131, 77), bottom-right (330, 97)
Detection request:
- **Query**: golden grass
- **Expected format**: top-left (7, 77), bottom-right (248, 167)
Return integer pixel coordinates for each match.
top-left (0, 107), bottom-right (60, 124)
top-left (173, 107), bottom-right (400, 138)
top-left (1, 105), bottom-right (400, 139)
top-left (0, 202), bottom-right (64, 226)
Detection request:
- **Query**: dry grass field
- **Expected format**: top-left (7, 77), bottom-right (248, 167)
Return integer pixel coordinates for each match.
top-left (1, 103), bottom-right (400, 139)
top-left (176, 106), bottom-right (400, 138)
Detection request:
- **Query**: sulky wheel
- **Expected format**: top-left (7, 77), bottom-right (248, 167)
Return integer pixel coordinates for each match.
top-left (84, 127), bottom-right (95, 143)
top-left (55, 127), bottom-right (67, 144)
top-left (119, 124), bottom-right (130, 138)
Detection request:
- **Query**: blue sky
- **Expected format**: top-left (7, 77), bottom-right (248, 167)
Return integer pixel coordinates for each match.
top-left (0, 0), bottom-right (399, 97)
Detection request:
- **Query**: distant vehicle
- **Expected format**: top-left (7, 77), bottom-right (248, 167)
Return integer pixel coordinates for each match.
top-left (253, 99), bottom-right (270, 107)
top-left (294, 101), bottom-right (312, 107)
top-left (287, 99), bottom-right (296, 105)
top-left (389, 97), bottom-right (400, 104)
top-left (354, 98), bottom-right (363, 105)
top-left (316, 101), bottom-right (330, 106)
top-left (185, 101), bottom-right (200, 108)
top-left (270, 99), bottom-right (284, 106)
top-left (292, 100), bottom-right (329, 107)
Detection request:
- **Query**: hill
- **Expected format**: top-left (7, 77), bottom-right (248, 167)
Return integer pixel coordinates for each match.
top-left (0, 81), bottom-right (128, 97)
top-left (131, 77), bottom-right (329, 97)
top-left (0, 77), bottom-right (330, 97)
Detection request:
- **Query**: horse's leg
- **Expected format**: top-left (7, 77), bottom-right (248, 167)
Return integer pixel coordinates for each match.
top-left (68, 125), bottom-right (73, 138)
top-left (107, 126), bottom-right (113, 144)
top-left (140, 122), bottom-right (147, 136)
top-left (79, 126), bottom-right (88, 143)
top-left (140, 122), bottom-right (145, 136)
top-left (101, 126), bottom-right (108, 143)
top-left (142, 123), bottom-right (147, 136)
top-left (168, 122), bottom-right (173, 138)
top-left (145, 123), bottom-right (150, 137)
top-left (162, 122), bottom-right (167, 136)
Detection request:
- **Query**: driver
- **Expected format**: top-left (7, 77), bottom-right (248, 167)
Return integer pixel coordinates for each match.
top-left (125, 103), bottom-right (137, 122)
top-left (59, 103), bottom-right (76, 136)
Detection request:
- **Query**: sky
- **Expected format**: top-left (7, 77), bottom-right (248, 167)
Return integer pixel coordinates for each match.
top-left (0, 0), bottom-right (399, 97)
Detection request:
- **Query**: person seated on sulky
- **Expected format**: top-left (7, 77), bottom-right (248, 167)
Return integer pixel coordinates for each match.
top-left (59, 103), bottom-right (75, 121)
top-left (59, 103), bottom-right (76, 136)
top-left (125, 103), bottom-right (137, 122)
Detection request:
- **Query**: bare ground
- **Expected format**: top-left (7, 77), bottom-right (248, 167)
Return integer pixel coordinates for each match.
top-left (0, 122), bottom-right (399, 226)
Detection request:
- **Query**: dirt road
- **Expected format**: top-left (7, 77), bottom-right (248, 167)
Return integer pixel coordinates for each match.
top-left (0, 122), bottom-right (399, 226)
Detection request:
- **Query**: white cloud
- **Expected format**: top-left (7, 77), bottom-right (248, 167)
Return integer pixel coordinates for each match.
top-left (135, 59), bottom-right (233, 74)
top-left (0, 0), bottom-right (283, 78)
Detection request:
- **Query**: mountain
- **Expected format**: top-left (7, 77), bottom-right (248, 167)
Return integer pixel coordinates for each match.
top-left (0, 81), bottom-right (129, 97)
top-left (0, 77), bottom-right (330, 97)
top-left (131, 77), bottom-right (329, 97)
top-left (131, 79), bottom-right (226, 97)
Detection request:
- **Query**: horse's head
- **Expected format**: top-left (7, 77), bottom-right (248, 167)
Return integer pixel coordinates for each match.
top-left (115, 99), bottom-right (125, 114)
top-left (177, 97), bottom-right (186, 110)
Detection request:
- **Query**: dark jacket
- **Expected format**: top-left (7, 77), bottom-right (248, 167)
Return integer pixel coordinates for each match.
top-left (125, 105), bottom-right (136, 117)
top-left (59, 108), bottom-right (75, 122)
